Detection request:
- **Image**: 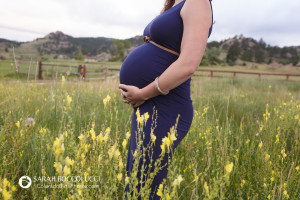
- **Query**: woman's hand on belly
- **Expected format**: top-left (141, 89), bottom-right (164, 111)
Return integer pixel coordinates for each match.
top-left (119, 84), bottom-right (146, 108)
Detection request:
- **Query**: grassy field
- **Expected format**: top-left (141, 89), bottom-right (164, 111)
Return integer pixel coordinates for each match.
top-left (0, 70), bottom-right (299, 199)
top-left (1, 59), bottom-right (300, 82)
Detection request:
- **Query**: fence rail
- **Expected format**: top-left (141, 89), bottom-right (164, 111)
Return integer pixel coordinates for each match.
top-left (195, 69), bottom-right (300, 81)
top-left (15, 61), bottom-right (120, 81)
top-left (14, 61), bottom-right (300, 82)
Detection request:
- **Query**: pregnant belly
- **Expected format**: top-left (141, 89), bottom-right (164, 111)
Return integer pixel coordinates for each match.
top-left (119, 43), bottom-right (178, 89)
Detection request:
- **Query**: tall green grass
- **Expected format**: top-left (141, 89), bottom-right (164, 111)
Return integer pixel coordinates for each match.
top-left (0, 77), bottom-right (299, 199)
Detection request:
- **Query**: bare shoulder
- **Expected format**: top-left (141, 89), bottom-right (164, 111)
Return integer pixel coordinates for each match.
top-left (181, 0), bottom-right (212, 27)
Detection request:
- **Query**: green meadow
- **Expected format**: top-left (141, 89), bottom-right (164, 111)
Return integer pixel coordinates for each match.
top-left (0, 60), bottom-right (299, 199)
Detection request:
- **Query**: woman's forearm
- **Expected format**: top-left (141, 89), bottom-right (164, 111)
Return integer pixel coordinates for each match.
top-left (140, 58), bottom-right (197, 101)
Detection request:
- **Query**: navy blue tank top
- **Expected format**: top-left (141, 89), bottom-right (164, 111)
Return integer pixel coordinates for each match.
top-left (119, 0), bottom-right (213, 101)
top-left (143, 0), bottom-right (213, 54)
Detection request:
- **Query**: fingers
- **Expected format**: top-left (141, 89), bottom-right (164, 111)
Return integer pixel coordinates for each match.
top-left (119, 84), bottom-right (128, 92)
top-left (119, 89), bottom-right (127, 99)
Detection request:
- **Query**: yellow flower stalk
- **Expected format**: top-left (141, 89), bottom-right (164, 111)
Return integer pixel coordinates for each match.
top-left (281, 149), bottom-right (287, 159)
top-left (117, 173), bottom-right (122, 182)
top-left (78, 134), bottom-right (84, 141)
top-left (240, 179), bottom-right (246, 188)
top-left (61, 75), bottom-right (65, 88)
top-left (265, 153), bottom-right (270, 161)
top-left (119, 159), bottom-right (124, 171)
top-left (2, 189), bottom-right (11, 200)
top-left (39, 128), bottom-right (47, 135)
top-left (15, 121), bottom-right (20, 128)
top-left (54, 162), bottom-right (63, 175)
top-left (151, 133), bottom-right (156, 145)
top-left (53, 134), bottom-right (64, 159)
top-left (156, 184), bottom-right (164, 197)
top-left (172, 175), bottom-right (183, 188)
top-left (126, 132), bottom-right (131, 140)
top-left (63, 166), bottom-right (71, 176)
top-left (225, 162), bottom-right (233, 174)
top-left (90, 128), bottom-right (96, 141)
top-left (67, 95), bottom-right (72, 109)
top-left (65, 157), bottom-right (74, 167)
top-left (144, 112), bottom-right (150, 124)
top-left (125, 176), bottom-right (129, 185)
top-left (103, 95), bottom-right (111, 107)
top-left (204, 181), bottom-right (209, 195)
top-left (122, 139), bottom-right (127, 150)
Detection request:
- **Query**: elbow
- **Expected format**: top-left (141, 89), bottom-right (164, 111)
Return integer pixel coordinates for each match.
top-left (186, 66), bottom-right (197, 77)
top-left (180, 59), bottom-right (200, 77)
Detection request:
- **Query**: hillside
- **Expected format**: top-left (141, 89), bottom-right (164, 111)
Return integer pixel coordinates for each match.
top-left (0, 31), bottom-right (299, 66)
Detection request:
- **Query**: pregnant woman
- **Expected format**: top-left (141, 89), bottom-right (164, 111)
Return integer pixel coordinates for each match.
top-left (119, 0), bottom-right (213, 199)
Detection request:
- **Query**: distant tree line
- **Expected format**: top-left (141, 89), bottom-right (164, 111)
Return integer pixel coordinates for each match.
top-left (201, 35), bottom-right (300, 66)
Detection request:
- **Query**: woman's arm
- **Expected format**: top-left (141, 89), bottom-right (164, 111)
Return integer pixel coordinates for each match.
top-left (119, 0), bottom-right (212, 108)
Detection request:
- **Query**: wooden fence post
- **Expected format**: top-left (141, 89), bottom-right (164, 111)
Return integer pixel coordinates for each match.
top-left (83, 65), bottom-right (86, 81)
top-left (233, 72), bottom-right (236, 78)
top-left (38, 61), bottom-right (43, 80)
top-left (78, 65), bottom-right (82, 80)
top-left (210, 71), bottom-right (213, 79)
top-left (104, 67), bottom-right (107, 80)
top-left (286, 75), bottom-right (290, 81)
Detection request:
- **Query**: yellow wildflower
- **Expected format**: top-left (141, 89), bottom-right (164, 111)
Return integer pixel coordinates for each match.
top-left (125, 176), bottom-right (129, 185)
top-left (156, 184), bottom-right (164, 197)
top-left (240, 179), bottom-right (246, 188)
top-left (103, 94), bottom-right (111, 107)
top-left (78, 134), bottom-right (84, 141)
top-left (2, 189), bottom-right (11, 200)
top-left (265, 153), bottom-right (270, 161)
top-left (281, 149), bottom-right (287, 159)
top-left (90, 128), bottom-right (96, 141)
top-left (172, 175), bottom-right (183, 187)
top-left (258, 141), bottom-right (263, 148)
top-left (295, 166), bottom-right (299, 171)
top-left (144, 112), bottom-right (150, 124)
top-left (65, 157), bottom-right (74, 167)
top-left (67, 95), bottom-right (72, 109)
top-left (63, 166), bottom-right (71, 176)
top-left (117, 173), bottom-right (122, 182)
top-left (15, 121), bottom-right (20, 128)
top-left (39, 128), bottom-right (47, 135)
top-left (122, 139), bottom-right (127, 150)
top-left (61, 75), bottom-right (65, 88)
top-left (53, 162), bottom-right (63, 174)
top-left (166, 194), bottom-right (171, 200)
top-left (151, 133), bottom-right (156, 145)
top-left (204, 181), bottom-right (209, 195)
top-left (119, 159), bottom-right (124, 171)
top-left (225, 162), bottom-right (233, 174)
top-left (283, 190), bottom-right (289, 199)
top-left (126, 132), bottom-right (130, 140)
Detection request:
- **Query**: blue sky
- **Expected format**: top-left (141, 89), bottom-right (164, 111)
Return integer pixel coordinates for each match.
top-left (0, 0), bottom-right (299, 47)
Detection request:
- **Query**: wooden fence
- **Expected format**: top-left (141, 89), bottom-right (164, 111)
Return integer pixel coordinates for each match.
top-left (15, 61), bottom-right (120, 81)
top-left (14, 61), bottom-right (300, 82)
top-left (194, 69), bottom-right (300, 81)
